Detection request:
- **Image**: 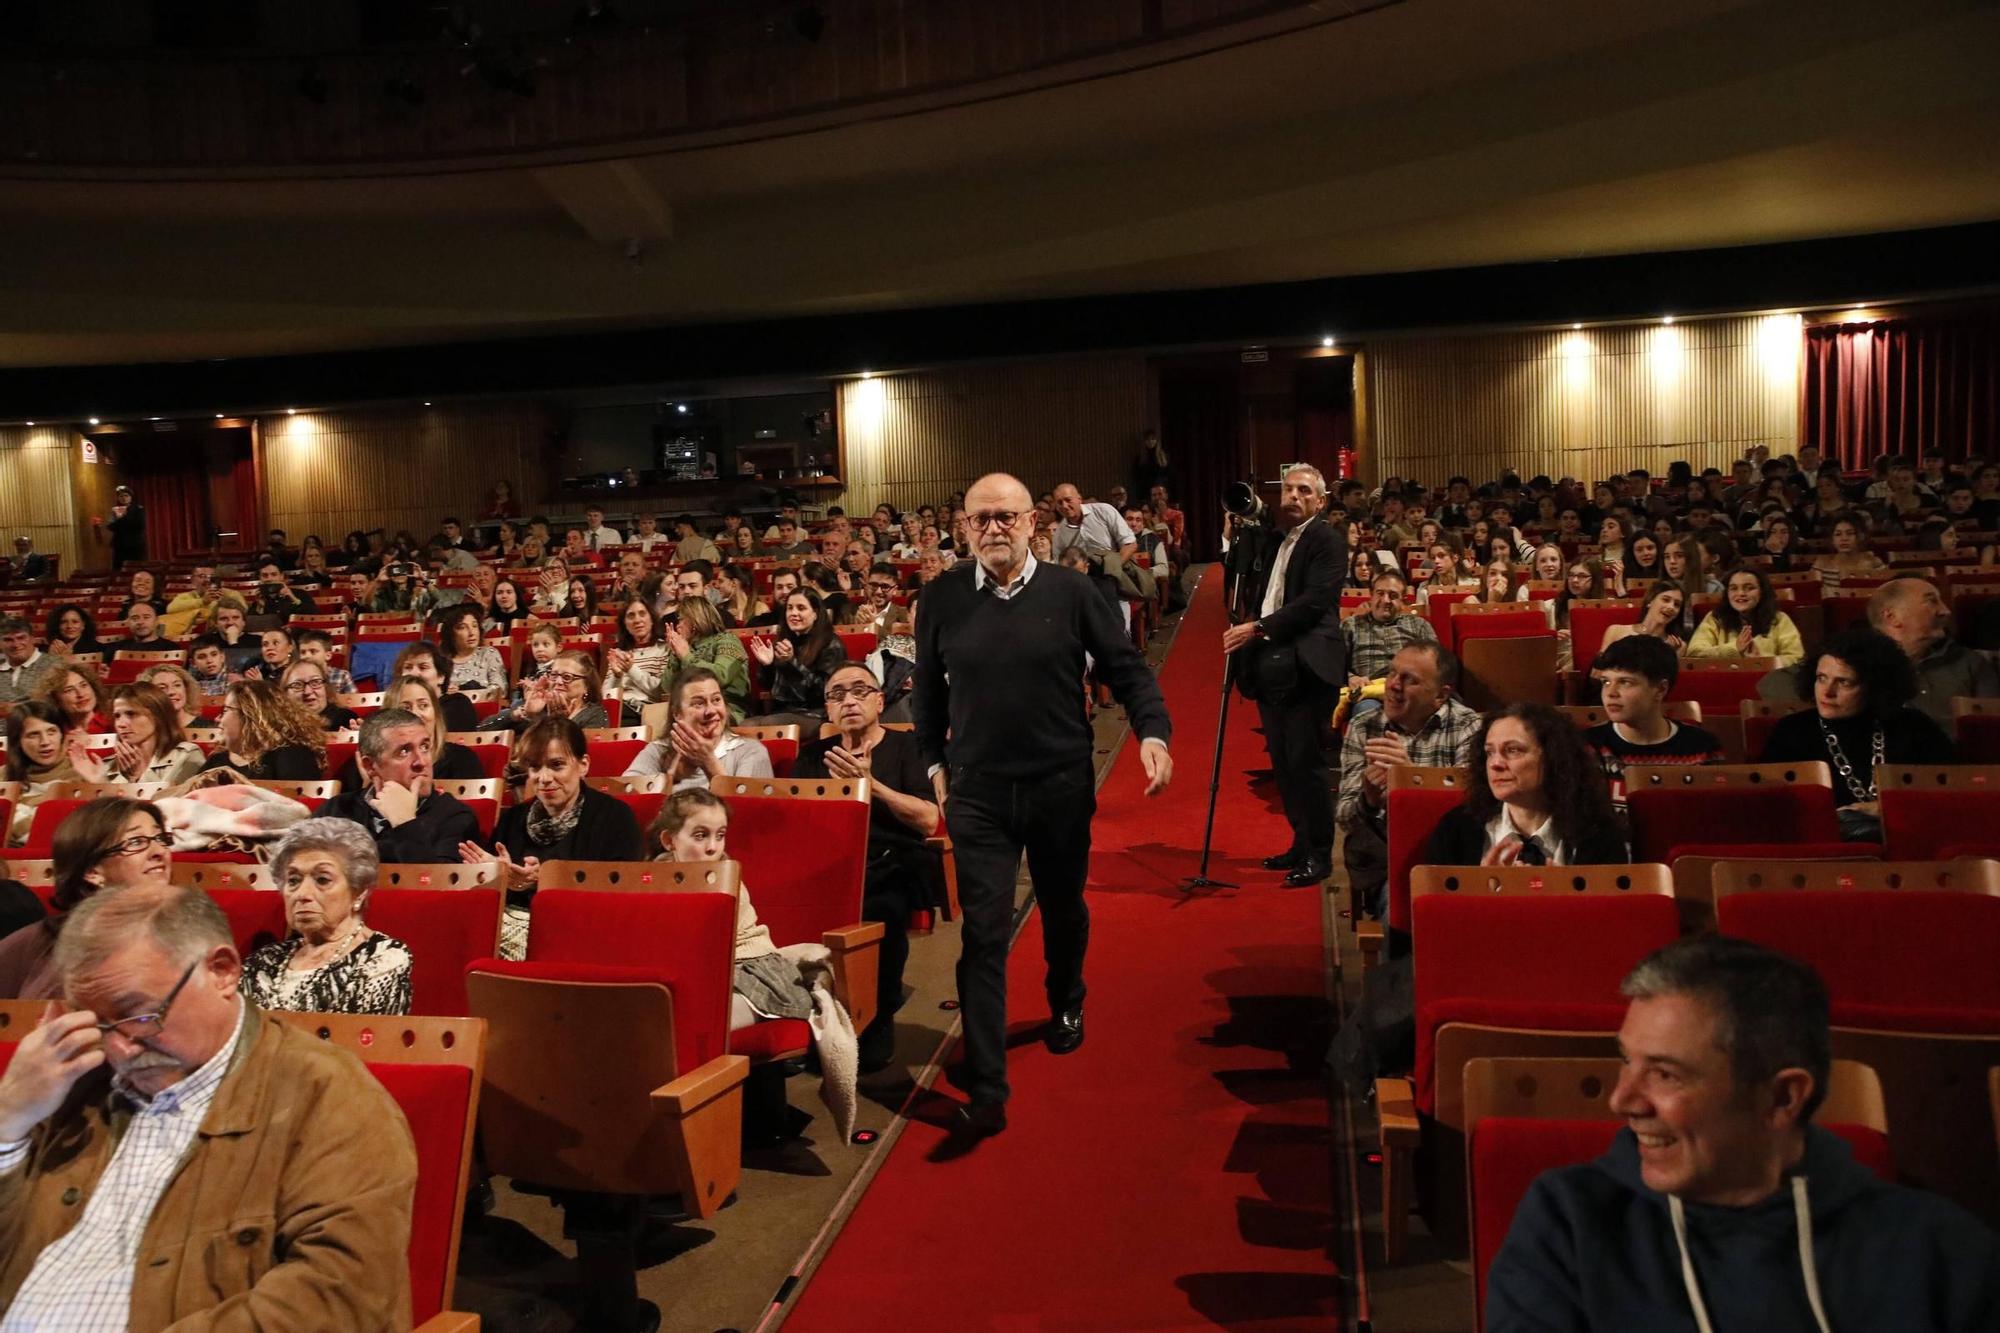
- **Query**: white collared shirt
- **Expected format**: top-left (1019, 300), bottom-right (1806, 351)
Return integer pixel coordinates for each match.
top-left (1261, 523), bottom-right (1306, 617)
top-left (0, 1005), bottom-right (247, 1333)
top-left (1482, 808), bottom-right (1567, 865)
top-left (972, 553), bottom-right (1039, 599)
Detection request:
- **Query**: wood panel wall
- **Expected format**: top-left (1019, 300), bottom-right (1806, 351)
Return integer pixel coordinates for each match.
top-left (0, 428), bottom-right (82, 576)
top-left (833, 357), bottom-right (1151, 514)
top-left (1363, 314), bottom-right (1803, 485)
top-left (261, 404), bottom-right (552, 544)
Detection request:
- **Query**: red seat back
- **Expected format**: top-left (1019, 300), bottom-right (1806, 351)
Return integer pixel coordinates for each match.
top-left (366, 889), bottom-right (502, 1017)
top-left (523, 889), bottom-right (735, 1071)
top-left (207, 888), bottom-right (291, 959)
top-left (586, 738), bottom-right (648, 776)
top-left (1470, 1118), bottom-right (1893, 1330)
top-left (1386, 787), bottom-right (1466, 933)
top-left (1953, 714), bottom-right (2000, 765)
top-left (459, 744), bottom-right (510, 780)
top-left (716, 792), bottom-right (868, 946)
top-left (16, 799), bottom-right (88, 860)
top-left (1626, 784), bottom-right (1839, 863)
top-left (835, 631), bottom-right (877, 661)
top-left (1717, 890), bottom-right (2000, 1021)
top-left (369, 1061), bottom-right (476, 1324)
top-left (1412, 896), bottom-right (1680, 1113)
top-left (1880, 788), bottom-right (2000, 861)
top-left (763, 737), bottom-right (799, 778)
top-left (1450, 610), bottom-right (1547, 655)
top-left (1565, 603), bottom-right (1640, 671)
top-left (1669, 669), bottom-right (1773, 713)
top-left (323, 741), bottom-right (358, 780)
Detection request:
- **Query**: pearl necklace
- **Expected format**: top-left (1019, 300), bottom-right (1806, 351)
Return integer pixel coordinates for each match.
top-left (293, 919), bottom-right (366, 971)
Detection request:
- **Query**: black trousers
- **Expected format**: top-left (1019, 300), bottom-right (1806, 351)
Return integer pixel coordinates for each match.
top-left (946, 760), bottom-right (1096, 1106)
top-left (860, 843), bottom-right (942, 1033)
top-left (1257, 679), bottom-right (1336, 858)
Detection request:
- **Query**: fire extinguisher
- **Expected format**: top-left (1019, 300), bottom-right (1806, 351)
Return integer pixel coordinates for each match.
top-left (1337, 447), bottom-right (1356, 480)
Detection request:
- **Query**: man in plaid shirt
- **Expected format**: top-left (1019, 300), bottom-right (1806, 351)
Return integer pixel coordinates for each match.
top-left (1338, 641), bottom-right (1480, 920)
top-left (1339, 571), bottom-right (1439, 718)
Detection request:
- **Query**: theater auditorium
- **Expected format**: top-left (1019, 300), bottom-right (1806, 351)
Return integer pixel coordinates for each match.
top-left (0, 2), bottom-right (1996, 1330)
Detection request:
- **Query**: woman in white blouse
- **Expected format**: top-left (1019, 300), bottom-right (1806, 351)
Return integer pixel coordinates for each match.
top-left (436, 604), bottom-right (508, 695)
top-left (67, 683), bottom-right (206, 787)
top-left (624, 667), bottom-right (773, 791)
top-left (604, 597), bottom-right (676, 719)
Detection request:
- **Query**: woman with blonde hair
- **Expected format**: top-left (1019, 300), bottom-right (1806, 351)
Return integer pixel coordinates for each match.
top-left (198, 678), bottom-right (326, 780)
top-left (67, 683), bottom-right (206, 785)
top-left (137, 662), bottom-right (213, 735)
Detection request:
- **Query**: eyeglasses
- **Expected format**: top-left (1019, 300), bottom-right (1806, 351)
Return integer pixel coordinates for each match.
top-left (824, 685), bottom-right (880, 704)
top-left (544, 671), bottom-right (587, 686)
top-left (94, 958), bottom-right (198, 1041)
top-left (284, 679), bottom-right (326, 695)
top-left (867, 582), bottom-right (898, 594)
top-left (968, 511), bottom-right (1026, 531)
top-left (108, 831), bottom-right (175, 857)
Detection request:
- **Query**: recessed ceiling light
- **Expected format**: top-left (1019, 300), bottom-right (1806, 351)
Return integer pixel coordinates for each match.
top-left (1572, 323), bottom-right (1582, 330)
top-left (88, 417), bottom-right (100, 426)
top-left (860, 371), bottom-right (873, 380)
top-left (286, 407), bottom-right (297, 415)
top-left (215, 413), bottom-right (224, 419)
top-left (423, 401), bottom-right (433, 407)
top-left (1662, 315), bottom-right (1675, 325)
top-left (23, 421), bottom-right (33, 427)
top-left (1320, 335), bottom-right (1335, 347)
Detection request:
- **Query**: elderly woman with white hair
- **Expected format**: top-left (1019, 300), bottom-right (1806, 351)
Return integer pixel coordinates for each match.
top-left (238, 817), bottom-right (414, 1015)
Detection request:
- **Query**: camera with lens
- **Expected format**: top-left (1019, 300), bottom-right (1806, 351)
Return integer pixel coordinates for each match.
top-left (387, 562), bottom-right (411, 578)
top-left (1224, 479), bottom-right (1266, 528)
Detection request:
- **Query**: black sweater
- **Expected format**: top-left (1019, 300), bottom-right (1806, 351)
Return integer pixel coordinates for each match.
top-left (1759, 706), bottom-right (1956, 805)
top-left (488, 785), bottom-right (644, 907)
top-left (913, 559), bottom-right (1171, 779)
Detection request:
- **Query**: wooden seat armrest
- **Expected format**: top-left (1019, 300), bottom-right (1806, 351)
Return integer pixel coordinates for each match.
top-left (1375, 1076), bottom-right (1421, 1148)
top-left (823, 921), bottom-right (887, 950)
top-left (414, 1314), bottom-right (481, 1333)
top-left (653, 1053), bottom-right (750, 1116)
top-left (1356, 919), bottom-right (1385, 972)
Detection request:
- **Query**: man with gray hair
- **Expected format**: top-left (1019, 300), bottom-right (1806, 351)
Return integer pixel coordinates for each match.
top-left (0, 882), bottom-right (417, 1326)
top-left (1867, 576), bottom-right (1999, 725)
top-left (1221, 463), bottom-right (1348, 885)
top-left (317, 707), bottom-right (480, 862)
top-left (1484, 934), bottom-right (1999, 1331)
top-left (0, 615), bottom-right (61, 704)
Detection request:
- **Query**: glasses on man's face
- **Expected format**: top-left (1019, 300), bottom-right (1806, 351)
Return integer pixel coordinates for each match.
top-left (968, 511), bottom-right (1026, 532)
top-left (95, 958), bottom-right (198, 1041)
top-left (867, 582), bottom-right (898, 595)
top-left (284, 678), bottom-right (327, 695)
top-left (109, 831), bottom-right (175, 857)
top-left (825, 685), bottom-right (880, 704)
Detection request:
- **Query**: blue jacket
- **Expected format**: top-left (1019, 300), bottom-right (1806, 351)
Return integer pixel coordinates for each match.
top-left (1485, 1124), bottom-right (1998, 1332)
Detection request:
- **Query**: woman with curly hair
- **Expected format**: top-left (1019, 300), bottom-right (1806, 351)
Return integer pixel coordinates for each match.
top-left (199, 677), bottom-right (326, 780)
top-left (435, 603), bottom-right (508, 694)
top-left (1424, 702), bottom-right (1627, 865)
top-left (1686, 567), bottom-right (1805, 666)
top-left (43, 603), bottom-right (105, 659)
top-left (41, 665), bottom-right (111, 738)
top-left (1759, 626), bottom-right (1955, 838)
top-left (138, 662), bottom-right (215, 736)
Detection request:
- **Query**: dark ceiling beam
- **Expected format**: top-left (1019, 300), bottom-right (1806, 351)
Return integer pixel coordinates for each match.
top-left (3, 218), bottom-right (1998, 420)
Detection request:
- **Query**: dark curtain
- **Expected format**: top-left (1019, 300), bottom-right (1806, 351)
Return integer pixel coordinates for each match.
top-left (1802, 311), bottom-right (2000, 470)
top-left (122, 460), bottom-right (211, 560)
top-left (1159, 366), bottom-right (1246, 563)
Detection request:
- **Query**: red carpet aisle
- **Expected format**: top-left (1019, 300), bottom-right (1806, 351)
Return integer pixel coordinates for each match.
top-left (785, 569), bottom-right (1342, 1331)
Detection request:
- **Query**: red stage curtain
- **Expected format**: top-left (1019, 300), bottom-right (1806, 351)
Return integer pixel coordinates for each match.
top-left (1802, 311), bottom-right (2000, 470)
top-left (123, 464), bottom-right (211, 561)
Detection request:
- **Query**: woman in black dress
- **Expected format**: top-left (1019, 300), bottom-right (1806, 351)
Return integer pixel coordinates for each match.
top-left (1759, 626), bottom-right (1956, 840)
top-left (1426, 702), bottom-right (1627, 866)
top-left (460, 716), bottom-right (643, 958)
top-left (199, 678), bottom-right (326, 781)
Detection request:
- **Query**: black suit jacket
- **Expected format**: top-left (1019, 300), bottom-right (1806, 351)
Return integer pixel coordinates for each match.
top-left (1245, 516), bottom-right (1347, 688)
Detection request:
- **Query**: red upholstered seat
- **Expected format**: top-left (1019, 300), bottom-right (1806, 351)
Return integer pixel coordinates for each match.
top-left (1626, 784), bottom-right (1839, 864)
top-left (459, 743), bottom-right (510, 779)
top-left (16, 799), bottom-right (88, 860)
top-left (1386, 786), bottom-right (1466, 933)
top-left (1669, 669), bottom-right (1772, 713)
top-left (1566, 604), bottom-right (1640, 671)
top-left (1880, 788), bottom-right (2000, 861)
top-left (1469, 1118), bottom-right (1893, 1330)
top-left (763, 737), bottom-right (799, 778)
top-left (728, 1017), bottom-right (812, 1061)
top-left (586, 738), bottom-right (648, 776)
top-left (1449, 610), bottom-right (1547, 655)
top-left (207, 888), bottom-right (290, 960)
top-left (323, 741), bottom-right (358, 781)
top-left (365, 888), bottom-right (502, 1017)
top-left (1412, 895), bottom-right (1680, 1115)
top-left (1953, 714), bottom-right (2000, 764)
top-left (520, 890), bottom-right (736, 1073)
top-left (369, 1062), bottom-right (476, 1325)
top-left (1716, 890), bottom-right (2000, 1020)
top-left (456, 798), bottom-right (499, 840)
top-left (610, 790), bottom-right (668, 832)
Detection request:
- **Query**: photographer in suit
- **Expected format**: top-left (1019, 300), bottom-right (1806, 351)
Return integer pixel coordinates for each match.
top-left (1220, 465), bottom-right (1347, 886)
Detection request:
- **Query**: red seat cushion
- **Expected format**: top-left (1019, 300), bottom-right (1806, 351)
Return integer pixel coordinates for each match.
top-left (1717, 890), bottom-right (2000, 1016)
top-left (731, 1017), bottom-right (812, 1061)
top-left (1627, 784), bottom-right (1840, 864)
top-left (368, 1063), bottom-right (473, 1325)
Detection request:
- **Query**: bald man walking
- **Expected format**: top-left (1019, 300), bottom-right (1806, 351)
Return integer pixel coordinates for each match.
top-left (915, 472), bottom-right (1173, 1137)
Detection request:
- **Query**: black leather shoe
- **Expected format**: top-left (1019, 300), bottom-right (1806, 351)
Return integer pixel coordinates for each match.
top-left (953, 1101), bottom-right (1008, 1137)
top-left (1262, 849), bottom-right (1305, 871)
top-left (1282, 855), bottom-right (1331, 888)
top-left (1045, 1007), bottom-right (1085, 1055)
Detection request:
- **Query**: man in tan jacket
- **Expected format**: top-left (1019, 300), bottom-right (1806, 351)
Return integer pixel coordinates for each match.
top-left (0, 882), bottom-right (415, 1330)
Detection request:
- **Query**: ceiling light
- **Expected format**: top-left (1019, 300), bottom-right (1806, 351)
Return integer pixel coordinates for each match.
top-left (1572, 323), bottom-right (1582, 330)
top-left (1662, 315), bottom-right (1675, 325)
top-left (676, 403), bottom-right (688, 414)
top-left (860, 371), bottom-right (873, 380)
top-left (1850, 303), bottom-right (1864, 310)
top-left (286, 407), bottom-right (297, 415)
top-left (1320, 335), bottom-right (1335, 348)
top-left (423, 401), bottom-right (433, 407)
top-left (23, 421), bottom-right (33, 427)
top-left (88, 417), bottom-right (100, 426)
top-left (215, 413), bottom-right (224, 419)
